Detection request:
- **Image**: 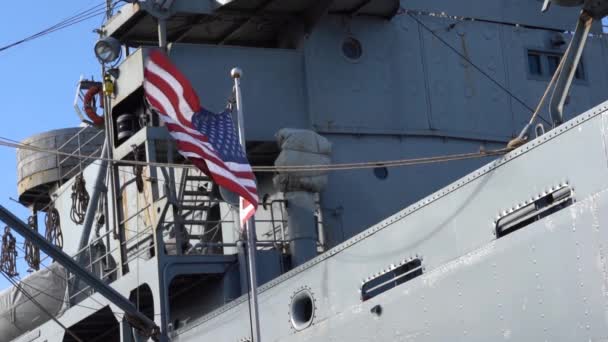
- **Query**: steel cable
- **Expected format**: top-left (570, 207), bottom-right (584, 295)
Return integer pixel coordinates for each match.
top-left (0, 1), bottom-right (120, 53)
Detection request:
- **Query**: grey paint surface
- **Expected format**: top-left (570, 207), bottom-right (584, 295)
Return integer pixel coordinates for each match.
top-left (171, 101), bottom-right (608, 342)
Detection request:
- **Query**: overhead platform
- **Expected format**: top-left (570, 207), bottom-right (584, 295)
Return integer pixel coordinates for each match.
top-left (105, 0), bottom-right (399, 47)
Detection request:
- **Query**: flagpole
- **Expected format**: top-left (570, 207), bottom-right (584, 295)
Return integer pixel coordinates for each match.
top-left (231, 67), bottom-right (262, 342)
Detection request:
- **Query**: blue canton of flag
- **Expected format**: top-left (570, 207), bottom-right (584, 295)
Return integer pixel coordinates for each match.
top-left (192, 109), bottom-right (247, 165)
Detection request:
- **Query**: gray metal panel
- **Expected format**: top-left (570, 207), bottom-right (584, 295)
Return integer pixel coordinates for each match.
top-left (394, 14), bottom-right (432, 131)
top-left (113, 48), bottom-right (146, 106)
top-left (319, 135), bottom-right (502, 247)
top-left (172, 101), bottom-right (608, 341)
top-left (49, 161), bottom-right (108, 258)
top-left (168, 44), bottom-right (309, 140)
top-left (305, 17), bottom-right (409, 134)
top-left (419, 17), bottom-right (513, 139)
top-left (574, 36), bottom-right (608, 114)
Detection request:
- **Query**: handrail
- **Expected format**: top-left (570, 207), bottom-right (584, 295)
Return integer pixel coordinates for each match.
top-left (59, 130), bottom-right (104, 164)
top-left (57, 127), bottom-right (104, 186)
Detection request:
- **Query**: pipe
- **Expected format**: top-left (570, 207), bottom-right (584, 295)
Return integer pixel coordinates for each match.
top-left (236, 240), bottom-right (249, 295)
top-left (102, 90), bottom-right (129, 275)
top-left (232, 68), bottom-right (262, 342)
top-left (549, 11), bottom-right (593, 126)
top-left (188, 241), bottom-right (283, 251)
top-left (76, 140), bottom-right (108, 264)
top-left (285, 191), bottom-right (318, 267)
top-left (158, 19), bottom-right (167, 50)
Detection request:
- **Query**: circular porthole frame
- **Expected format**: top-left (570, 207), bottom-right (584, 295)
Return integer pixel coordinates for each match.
top-left (341, 36), bottom-right (363, 62)
top-left (373, 165), bottom-right (389, 180)
top-left (289, 287), bottom-right (316, 331)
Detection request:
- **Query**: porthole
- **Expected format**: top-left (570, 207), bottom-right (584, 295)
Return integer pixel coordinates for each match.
top-left (342, 37), bottom-right (362, 61)
top-left (290, 290), bottom-right (315, 331)
top-left (373, 166), bottom-right (389, 180)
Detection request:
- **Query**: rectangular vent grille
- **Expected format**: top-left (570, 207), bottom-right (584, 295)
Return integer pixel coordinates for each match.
top-left (361, 258), bottom-right (423, 301)
top-left (496, 185), bottom-right (573, 238)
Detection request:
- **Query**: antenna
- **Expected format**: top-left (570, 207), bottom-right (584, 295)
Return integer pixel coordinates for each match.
top-left (106, 0), bottom-right (113, 19)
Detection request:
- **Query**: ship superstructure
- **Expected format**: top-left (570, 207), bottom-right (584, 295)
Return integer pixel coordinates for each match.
top-left (2, 0), bottom-right (608, 341)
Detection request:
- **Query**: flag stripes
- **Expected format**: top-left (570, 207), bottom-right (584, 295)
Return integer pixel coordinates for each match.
top-left (143, 50), bottom-right (258, 221)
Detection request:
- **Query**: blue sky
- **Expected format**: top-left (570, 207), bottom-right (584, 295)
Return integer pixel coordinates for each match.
top-left (0, 0), bottom-right (104, 290)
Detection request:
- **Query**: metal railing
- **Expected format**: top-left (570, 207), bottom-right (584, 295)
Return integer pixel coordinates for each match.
top-left (170, 198), bottom-right (325, 256)
top-left (67, 221), bottom-right (155, 305)
top-left (57, 126), bottom-right (104, 185)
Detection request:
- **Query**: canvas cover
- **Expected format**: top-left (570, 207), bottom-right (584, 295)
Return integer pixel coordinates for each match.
top-left (0, 263), bottom-right (67, 342)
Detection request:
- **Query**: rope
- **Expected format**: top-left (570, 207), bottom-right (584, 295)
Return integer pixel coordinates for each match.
top-left (256, 148), bottom-right (510, 172)
top-left (0, 137), bottom-right (511, 173)
top-left (70, 173), bottom-right (90, 225)
top-left (45, 204), bottom-right (64, 250)
top-left (0, 227), bottom-right (18, 277)
top-left (24, 215), bottom-right (40, 272)
top-left (132, 145), bottom-right (144, 193)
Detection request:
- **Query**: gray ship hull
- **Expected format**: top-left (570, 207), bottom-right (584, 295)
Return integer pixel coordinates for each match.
top-left (171, 101), bottom-right (608, 341)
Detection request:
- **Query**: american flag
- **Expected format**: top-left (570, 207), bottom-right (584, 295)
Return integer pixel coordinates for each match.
top-left (143, 50), bottom-right (258, 227)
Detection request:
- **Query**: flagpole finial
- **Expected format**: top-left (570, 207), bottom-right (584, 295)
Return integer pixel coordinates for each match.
top-left (230, 67), bottom-right (242, 79)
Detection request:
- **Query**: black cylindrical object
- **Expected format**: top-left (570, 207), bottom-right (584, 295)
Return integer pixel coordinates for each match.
top-left (116, 113), bottom-right (137, 143)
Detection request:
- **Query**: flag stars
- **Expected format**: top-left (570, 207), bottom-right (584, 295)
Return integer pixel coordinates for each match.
top-left (191, 108), bottom-right (250, 162)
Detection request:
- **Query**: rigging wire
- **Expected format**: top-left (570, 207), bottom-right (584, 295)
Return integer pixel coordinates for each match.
top-left (0, 1), bottom-right (119, 53)
top-left (0, 136), bottom-right (511, 173)
top-left (403, 10), bottom-right (552, 126)
top-left (0, 269), bottom-right (84, 342)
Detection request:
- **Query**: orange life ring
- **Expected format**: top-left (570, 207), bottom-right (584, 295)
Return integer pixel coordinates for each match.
top-left (83, 86), bottom-right (104, 126)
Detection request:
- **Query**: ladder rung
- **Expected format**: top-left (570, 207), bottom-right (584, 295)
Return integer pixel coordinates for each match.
top-left (182, 220), bottom-right (208, 225)
top-left (181, 205), bottom-right (211, 211)
top-left (186, 176), bottom-right (210, 181)
top-left (183, 190), bottom-right (211, 196)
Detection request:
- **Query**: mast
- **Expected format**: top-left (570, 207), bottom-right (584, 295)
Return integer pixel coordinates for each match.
top-left (231, 67), bottom-right (262, 342)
